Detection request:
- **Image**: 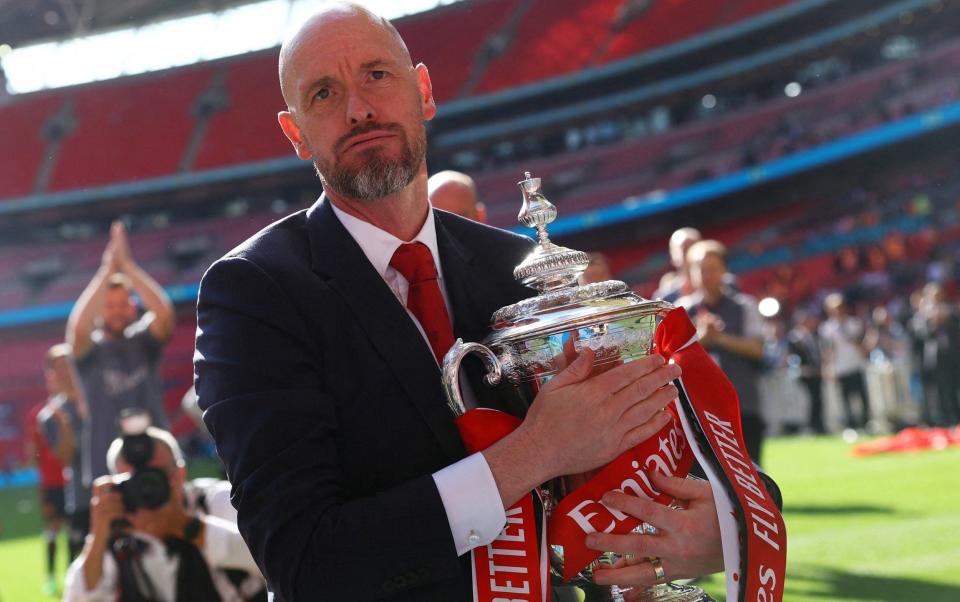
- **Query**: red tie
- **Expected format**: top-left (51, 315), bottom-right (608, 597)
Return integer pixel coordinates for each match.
top-left (389, 242), bottom-right (455, 364)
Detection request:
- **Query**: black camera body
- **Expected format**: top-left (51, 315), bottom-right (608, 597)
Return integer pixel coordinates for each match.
top-left (114, 432), bottom-right (171, 512)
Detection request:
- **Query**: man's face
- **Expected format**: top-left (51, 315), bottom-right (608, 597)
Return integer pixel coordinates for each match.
top-left (692, 253), bottom-right (726, 296)
top-left (278, 10), bottom-right (436, 201)
top-left (44, 356), bottom-right (72, 395)
top-left (102, 287), bottom-right (136, 336)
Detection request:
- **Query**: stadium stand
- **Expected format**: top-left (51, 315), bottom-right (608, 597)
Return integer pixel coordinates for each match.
top-left (0, 94), bottom-right (62, 198)
top-left (3, 0), bottom-right (960, 466)
top-left (47, 66), bottom-right (216, 192)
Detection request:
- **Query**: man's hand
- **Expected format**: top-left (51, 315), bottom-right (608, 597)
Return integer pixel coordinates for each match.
top-left (82, 476), bottom-right (128, 590)
top-left (696, 312), bottom-right (725, 348)
top-left (483, 350), bottom-right (681, 510)
top-left (588, 472), bottom-right (723, 592)
top-left (89, 476), bottom-right (126, 540)
top-left (109, 221), bottom-right (134, 271)
top-left (520, 350), bottom-right (680, 480)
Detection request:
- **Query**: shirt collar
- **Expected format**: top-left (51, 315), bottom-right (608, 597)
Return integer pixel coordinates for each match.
top-left (328, 198), bottom-right (442, 278)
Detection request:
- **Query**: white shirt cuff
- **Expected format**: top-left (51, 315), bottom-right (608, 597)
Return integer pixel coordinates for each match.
top-left (432, 452), bottom-right (506, 556)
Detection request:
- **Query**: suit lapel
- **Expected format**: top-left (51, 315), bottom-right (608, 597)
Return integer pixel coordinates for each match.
top-left (305, 199), bottom-right (465, 462)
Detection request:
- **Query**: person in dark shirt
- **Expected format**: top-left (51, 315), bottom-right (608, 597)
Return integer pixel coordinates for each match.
top-left (787, 311), bottom-right (826, 434)
top-left (66, 222), bottom-right (174, 502)
top-left (678, 240), bottom-right (767, 464)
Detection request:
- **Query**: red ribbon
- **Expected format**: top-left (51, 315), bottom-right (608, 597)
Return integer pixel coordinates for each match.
top-left (456, 307), bottom-right (786, 602)
top-left (545, 308), bottom-right (787, 602)
top-left (455, 409), bottom-right (547, 602)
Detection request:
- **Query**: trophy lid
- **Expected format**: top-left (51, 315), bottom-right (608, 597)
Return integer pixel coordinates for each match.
top-left (487, 172), bottom-right (670, 344)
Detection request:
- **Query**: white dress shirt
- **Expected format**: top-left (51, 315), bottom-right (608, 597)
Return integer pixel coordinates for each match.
top-left (63, 479), bottom-right (263, 602)
top-left (330, 200), bottom-right (507, 556)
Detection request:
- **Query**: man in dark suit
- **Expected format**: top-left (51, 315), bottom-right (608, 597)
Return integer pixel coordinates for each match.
top-left (194, 4), bottom-right (713, 600)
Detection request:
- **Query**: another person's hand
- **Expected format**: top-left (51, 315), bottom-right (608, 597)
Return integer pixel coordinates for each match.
top-left (89, 476), bottom-right (126, 541)
top-left (518, 350), bottom-right (681, 479)
top-left (110, 221), bottom-right (134, 270)
top-left (588, 472), bottom-right (723, 593)
top-left (696, 313), bottom-right (725, 348)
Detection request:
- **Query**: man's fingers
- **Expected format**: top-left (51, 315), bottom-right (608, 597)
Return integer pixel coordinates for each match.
top-left (651, 471), bottom-right (713, 502)
top-left (592, 557), bottom-right (668, 588)
top-left (585, 530), bottom-right (675, 558)
top-left (590, 354), bottom-right (666, 394)
top-left (600, 491), bottom-right (677, 532)
top-left (543, 347), bottom-right (595, 390)
top-left (616, 383), bottom-right (677, 424)
top-left (619, 410), bottom-right (672, 452)
top-left (605, 364), bottom-right (680, 416)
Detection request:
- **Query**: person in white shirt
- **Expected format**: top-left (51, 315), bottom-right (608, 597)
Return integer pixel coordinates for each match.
top-left (63, 427), bottom-right (264, 602)
top-left (819, 293), bottom-right (872, 429)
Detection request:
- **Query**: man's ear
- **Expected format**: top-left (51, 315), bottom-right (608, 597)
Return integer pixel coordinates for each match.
top-left (278, 111), bottom-right (312, 160)
top-left (414, 63), bottom-right (436, 121)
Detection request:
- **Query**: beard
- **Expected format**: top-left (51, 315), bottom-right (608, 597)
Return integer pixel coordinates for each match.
top-left (316, 121), bottom-right (426, 201)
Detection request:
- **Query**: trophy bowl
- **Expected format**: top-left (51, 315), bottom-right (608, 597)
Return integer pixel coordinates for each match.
top-left (442, 173), bottom-right (714, 602)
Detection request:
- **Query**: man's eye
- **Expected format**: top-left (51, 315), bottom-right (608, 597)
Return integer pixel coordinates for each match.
top-left (371, 70), bottom-right (386, 80)
top-left (316, 88), bottom-right (330, 100)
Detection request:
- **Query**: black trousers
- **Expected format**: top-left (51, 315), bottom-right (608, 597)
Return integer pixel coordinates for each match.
top-left (800, 375), bottom-right (825, 433)
top-left (741, 412), bottom-right (766, 466)
top-left (838, 371), bottom-right (870, 429)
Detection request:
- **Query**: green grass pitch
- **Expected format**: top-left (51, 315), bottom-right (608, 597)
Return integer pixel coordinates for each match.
top-left (0, 438), bottom-right (957, 601)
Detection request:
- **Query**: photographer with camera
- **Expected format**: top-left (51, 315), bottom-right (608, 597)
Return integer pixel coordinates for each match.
top-left (63, 420), bottom-right (264, 602)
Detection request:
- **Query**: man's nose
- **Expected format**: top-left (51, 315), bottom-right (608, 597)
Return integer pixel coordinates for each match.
top-left (346, 89), bottom-right (376, 125)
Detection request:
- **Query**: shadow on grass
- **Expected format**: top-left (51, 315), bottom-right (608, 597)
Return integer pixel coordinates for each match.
top-left (787, 564), bottom-right (960, 601)
top-left (784, 504), bottom-right (897, 516)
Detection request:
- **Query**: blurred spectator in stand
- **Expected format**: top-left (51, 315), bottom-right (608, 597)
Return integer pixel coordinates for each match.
top-left (580, 252), bottom-right (614, 285)
top-left (36, 344), bottom-right (92, 573)
top-left (864, 306), bottom-right (915, 427)
top-left (787, 310), bottom-right (826, 434)
top-left (914, 283), bottom-right (960, 425)
top-left (427, 170), bottom-right (486, 223)
top-left (820, 293), bottom-right (871, 431)
top-left (26, 387), bottom-right (68, 596)
top-left (654, 227), bottom-right (701, 303)
top-left (679, 240), bottom-right (766, 464)
top-left (65, 221), bottom-right (174, 499)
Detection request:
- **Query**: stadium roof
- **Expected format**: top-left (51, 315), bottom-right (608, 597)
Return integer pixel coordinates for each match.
top-left (0, 0), bottom-right (262, 48)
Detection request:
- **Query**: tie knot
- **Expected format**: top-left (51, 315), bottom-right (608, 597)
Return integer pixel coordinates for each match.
top-left (390, 242), bottom-right (438, 285)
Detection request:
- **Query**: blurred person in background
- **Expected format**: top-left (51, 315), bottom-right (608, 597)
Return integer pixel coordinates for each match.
top-left (819, 293), bottom-right (871, 431)
top-left (913, 283), bottom-right (960, 425)
top-left (580, 251), bottom-right (614, 285)
top-left (63, 426), bottom-right (265, 602)
top-left (36, 344), bottom-right (92, 576)
top-left (654, 227), bottom-right (701, 302)
top-left (679, 240), bottom-right (766, 464)
top-left (66, 221), bottom-right (174, 501)
top-left (864, 305), bottom-right (916, 427)
top-left (427, 170), bottom-right (486, 222)
top-left (787, 310), bottom-right (826, 434)
top-left (25, 377), bottom-right (69, 595)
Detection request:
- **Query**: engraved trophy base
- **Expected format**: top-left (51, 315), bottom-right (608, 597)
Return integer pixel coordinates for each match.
top-left (614, 582), bottom-right (716, 602)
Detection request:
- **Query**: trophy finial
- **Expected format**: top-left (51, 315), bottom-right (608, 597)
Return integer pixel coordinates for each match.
top-left (513, 172), bottom-right (590, 292)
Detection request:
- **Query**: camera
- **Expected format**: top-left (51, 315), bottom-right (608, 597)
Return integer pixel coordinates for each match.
top-left (112, 410), bottom-right (171, 512)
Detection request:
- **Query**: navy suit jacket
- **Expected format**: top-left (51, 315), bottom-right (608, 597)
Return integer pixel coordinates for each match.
top-left (195, 197), bottom-right (535, 601)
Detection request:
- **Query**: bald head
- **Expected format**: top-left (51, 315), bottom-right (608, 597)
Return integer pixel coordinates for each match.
top-left (428, 170), bottom-right (486, 222)
top-left (279, 3), bottom-right (412, 110)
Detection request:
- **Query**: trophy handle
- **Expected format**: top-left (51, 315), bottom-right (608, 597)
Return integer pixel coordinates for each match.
top-left (441, 338), bottom-right (502, 417)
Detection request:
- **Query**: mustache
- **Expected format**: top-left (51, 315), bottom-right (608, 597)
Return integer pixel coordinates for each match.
top-left (335, 122), bottom-right (405, 154)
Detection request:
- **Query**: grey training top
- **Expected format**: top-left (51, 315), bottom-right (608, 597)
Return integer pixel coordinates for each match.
top-left (75, 313), bottom-right (169, 483)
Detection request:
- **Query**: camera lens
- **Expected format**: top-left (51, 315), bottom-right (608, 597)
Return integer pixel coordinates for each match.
top-left (118, 467), bottom-right (171, 512)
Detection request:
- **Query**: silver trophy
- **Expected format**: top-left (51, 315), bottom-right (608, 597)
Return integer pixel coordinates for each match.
top-left (442, 172), bottom-right (714, 602)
